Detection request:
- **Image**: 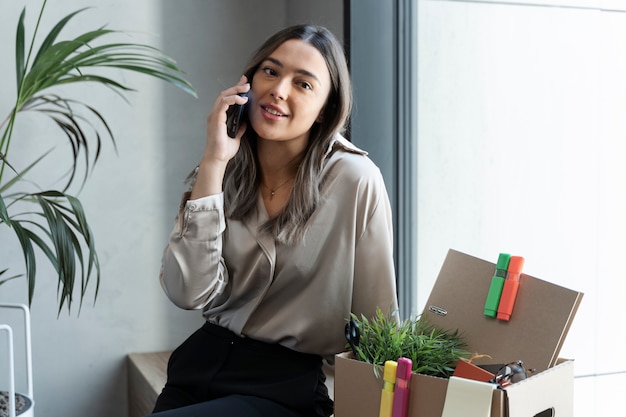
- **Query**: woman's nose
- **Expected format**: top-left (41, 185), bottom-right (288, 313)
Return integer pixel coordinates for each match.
top-left (270, 79), bottom-right (289, 100)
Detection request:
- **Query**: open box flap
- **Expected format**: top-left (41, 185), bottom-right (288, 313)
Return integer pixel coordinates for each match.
top-left (421, 249), bottom-right (583, 373)
top-left (505, 359), bottom-right (574, 417)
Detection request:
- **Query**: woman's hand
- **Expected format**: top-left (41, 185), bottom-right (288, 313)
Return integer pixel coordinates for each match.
top-left (190, 76), bottom-right (250, 200)
top-left (204, 75), bottom-right (250, 164)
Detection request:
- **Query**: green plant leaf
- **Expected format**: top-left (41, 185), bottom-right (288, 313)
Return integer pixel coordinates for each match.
top-left (0, 269), bottom-right (22, 287)
top-left (31, 8), bottom-right (89, 68)
top-left (0, 194), bottom-right (10, 224)
top-left (0, 151), bottom-right (20, 178)
top-left (1, 3), bottom-right (194, 315)
top-left (3, 190), bottom-right (100, 314)
top-left (0, 149), bottom-right (53, 194)
top-left (19, 29), bottom-right (196, 106)
top-left (64, 193), bottom-right (100, 302)
top-left (37, 194), bottom-right (77, 312)
top-left (16, 7), bottom-right (26, 92)
top-left (349, 307), bottom-right (469, 379)
top-left (22, 30), bottom-right (115, 93)
top-left (11, 220), bottom-right (38, 305)
top-left (39, 191), bottom-right (100, 313)
top-left (20, 95), bottom-right (114, 191)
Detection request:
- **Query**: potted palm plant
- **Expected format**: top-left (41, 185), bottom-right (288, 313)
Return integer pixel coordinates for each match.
top-left (0, 2), bottom-right (196, 415)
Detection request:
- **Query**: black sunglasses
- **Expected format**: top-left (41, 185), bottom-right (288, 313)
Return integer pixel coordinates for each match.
top-left (490, 360), bottom-right (536, 387)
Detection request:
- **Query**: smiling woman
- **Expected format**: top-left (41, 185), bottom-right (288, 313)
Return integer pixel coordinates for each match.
top-left (248, 39), bottom-right (332, 217)
top-left (151, 24), bottom-right (398, 417)
top-left (249, 39), bottom-right (331, 146)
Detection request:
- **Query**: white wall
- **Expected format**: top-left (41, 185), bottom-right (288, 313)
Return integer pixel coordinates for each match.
top-left (417, 0), bottom-right (626, 414)
top-left (0, 1), bottom-right (340, 416)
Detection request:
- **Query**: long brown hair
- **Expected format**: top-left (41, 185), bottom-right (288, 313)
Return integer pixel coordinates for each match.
top-left (223, 25), bottom-right (352, 244)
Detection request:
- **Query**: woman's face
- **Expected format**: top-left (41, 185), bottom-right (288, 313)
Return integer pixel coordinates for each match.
top-left (248, 39), bottom-right (332, 145)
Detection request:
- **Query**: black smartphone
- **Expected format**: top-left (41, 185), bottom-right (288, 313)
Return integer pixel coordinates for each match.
top-left (225, 92), bottom-right (249, 138)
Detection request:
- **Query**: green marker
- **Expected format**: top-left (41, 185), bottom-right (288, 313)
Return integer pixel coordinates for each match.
top-left (484, 253), bottom-right (511, 317)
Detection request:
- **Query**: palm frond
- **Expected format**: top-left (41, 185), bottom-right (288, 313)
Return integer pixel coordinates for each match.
top-left (0, 150), bottom-right (21, 180)
top-left (0, 150), bottom-right (53, 194)
top-left (19, 95), bottom-right (114, 191)
top-left (1, 3), bottom-right (195, 315)
top-left (31, 8), bottom-right (89, 68)
top-left (18, 26), bottom-right (196, 111)
top-left (0, 269), bottom-right (22, 287)
top-left (10, 220), bottom-right (38, 305)
top-left (9, 14), bottom-right (196, 192)
top-left (5, 190), bottom-right (100, 313)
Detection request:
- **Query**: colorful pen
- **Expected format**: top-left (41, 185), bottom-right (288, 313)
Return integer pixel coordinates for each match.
top-left (497, 256), bottom-right (525, 321)
top-left (379, 360), bottom-right (397, 417)
top-left (392, 357), bottom-right (412, 417)
top-left (484, 253), bottom-right (511, 317)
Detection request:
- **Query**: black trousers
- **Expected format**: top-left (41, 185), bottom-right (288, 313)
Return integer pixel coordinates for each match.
top-left (147, 322), bottom-right (333, 417)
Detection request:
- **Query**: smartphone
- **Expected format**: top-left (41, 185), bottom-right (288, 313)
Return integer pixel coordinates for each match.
top-left (225, 92), bottom-right (249, 138)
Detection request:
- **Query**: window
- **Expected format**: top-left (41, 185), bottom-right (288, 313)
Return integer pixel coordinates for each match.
top-left (416, 1), bottom-right (626, 414)
top-left (349, 0), bottom-right (626, 414)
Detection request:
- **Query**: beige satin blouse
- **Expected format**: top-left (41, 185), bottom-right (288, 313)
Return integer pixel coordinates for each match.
top-left (160, 135), bottom-right (398, 360)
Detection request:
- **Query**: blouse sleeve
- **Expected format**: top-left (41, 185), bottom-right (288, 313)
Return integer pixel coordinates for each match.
top-left (159, 192), bottom-right (229, 310)
top-left (351, 170), bottom-right (400, 322)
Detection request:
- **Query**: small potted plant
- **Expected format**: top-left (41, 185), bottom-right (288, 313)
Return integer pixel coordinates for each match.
top-left (336, 308), bottom-right (470, 417)
top-left (348, 307), bottom-right (469, 378)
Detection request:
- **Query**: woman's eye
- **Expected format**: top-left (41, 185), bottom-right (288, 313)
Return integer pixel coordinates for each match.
top-left (299, 81), bottom-right (313, 90)
top-left (263, 67), bottom-right (277, 76)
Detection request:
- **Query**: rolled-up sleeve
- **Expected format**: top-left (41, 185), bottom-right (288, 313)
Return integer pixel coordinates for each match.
top-left (160, 192), bottom-right (228, 310)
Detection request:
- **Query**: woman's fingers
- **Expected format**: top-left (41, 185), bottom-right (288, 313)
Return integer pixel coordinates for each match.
top-left (216, 76), bottom-right (250, 109)
top-left (203, 77), bottom-right (251, 161)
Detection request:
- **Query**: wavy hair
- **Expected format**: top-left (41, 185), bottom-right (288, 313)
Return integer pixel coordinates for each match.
top-left (223, 25), bottom-right (352, 244)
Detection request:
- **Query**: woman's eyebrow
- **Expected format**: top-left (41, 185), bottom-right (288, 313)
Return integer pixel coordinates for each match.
top-left (264, 57), bottom-right (320, 83)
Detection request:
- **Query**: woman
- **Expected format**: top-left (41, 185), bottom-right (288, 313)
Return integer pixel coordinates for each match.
top-left (151, 24), bottom-right (398, 417)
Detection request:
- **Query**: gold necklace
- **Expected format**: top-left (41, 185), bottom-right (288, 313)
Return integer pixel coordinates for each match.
top-left (262, 176), bottom-right (294, 200)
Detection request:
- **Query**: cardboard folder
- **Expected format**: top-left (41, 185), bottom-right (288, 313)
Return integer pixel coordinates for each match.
top-left (421, 249), bottom-right (584, 373)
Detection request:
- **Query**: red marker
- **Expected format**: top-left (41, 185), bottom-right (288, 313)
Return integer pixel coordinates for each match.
top-left (392, 358), bottom-right (412, 417)
top-left (497, 256), bottom-right (525, 321)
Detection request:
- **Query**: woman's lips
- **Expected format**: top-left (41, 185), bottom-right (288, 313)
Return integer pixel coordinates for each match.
top-left (261, 104), bottom-right (287, 120)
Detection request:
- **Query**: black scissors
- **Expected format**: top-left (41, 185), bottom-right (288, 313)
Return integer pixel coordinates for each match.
top-left (344, 319), bottom-right (360, 357)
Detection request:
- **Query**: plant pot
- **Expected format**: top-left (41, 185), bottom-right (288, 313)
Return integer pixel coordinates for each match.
top-left (0, 392), bottom-right (33, 417)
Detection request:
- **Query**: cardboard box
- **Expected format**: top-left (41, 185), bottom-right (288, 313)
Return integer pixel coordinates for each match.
top-left (334, 249), bottom-right (583, 417)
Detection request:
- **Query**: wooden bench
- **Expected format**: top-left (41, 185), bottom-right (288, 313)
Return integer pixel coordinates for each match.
top-left (127, 351), bottom-right (335, 417)
top-left (127, 351), bottom-right (171, 417)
